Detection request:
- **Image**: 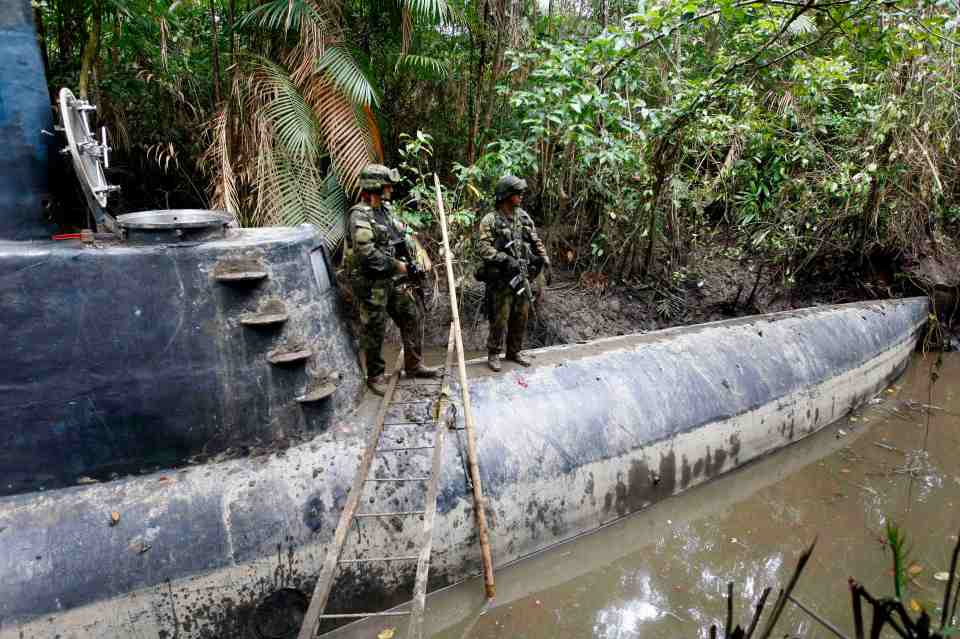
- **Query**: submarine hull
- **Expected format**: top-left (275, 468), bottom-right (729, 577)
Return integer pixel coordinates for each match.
top-left (0, 297), bottom-right (927, 638)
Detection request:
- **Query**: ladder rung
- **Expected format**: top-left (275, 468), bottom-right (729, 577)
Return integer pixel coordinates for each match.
top-left (383, 421), bottom-right (434, 427)
top-left (365, 477), bottom-right (430, 482)
top-left (338, 556), bottom-right (418, 564)
top-left (354, 510), bottom-right (426, 518)
top-left (388, 400), bottom-right (432, 405)
top-left (318, 612), bottom-right (411, 619)
top-left (376, 445), bottom-right (435, 453)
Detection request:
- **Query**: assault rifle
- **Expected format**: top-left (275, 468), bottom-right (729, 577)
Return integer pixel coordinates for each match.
top-left (503, 240), bottom-right (534, 302)
top-left (391, 237), bottom-right (427, 305)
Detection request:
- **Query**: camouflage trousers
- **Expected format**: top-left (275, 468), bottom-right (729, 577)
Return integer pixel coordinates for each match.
top-left (485, 282), bottom-right (530, 357)
top-left (353, 278), bottom-right (424, 379)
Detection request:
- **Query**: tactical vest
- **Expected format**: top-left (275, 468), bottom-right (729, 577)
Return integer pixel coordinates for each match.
top-left (344, 202), bottom-right (411, 280)
top-left (491, 210), bottom-right (535, 261)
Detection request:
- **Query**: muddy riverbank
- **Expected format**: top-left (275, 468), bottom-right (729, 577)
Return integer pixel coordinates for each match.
top-left (398, 238), bottom-right (958, 353)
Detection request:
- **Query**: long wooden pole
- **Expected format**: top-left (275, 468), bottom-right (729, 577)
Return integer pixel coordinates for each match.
top-left (434, 173), bottom-right (496, 599)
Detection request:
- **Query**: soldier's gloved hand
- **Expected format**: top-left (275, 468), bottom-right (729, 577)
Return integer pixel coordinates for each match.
top-left (503, 255), bottom-right (521, 274)
top-left (394, 260), bottom-right (408, 275)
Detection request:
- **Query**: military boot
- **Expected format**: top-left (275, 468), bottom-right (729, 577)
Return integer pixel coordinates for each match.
top-left (406, 364), bottom-right (443, 379)
top-left (507, 351), bottom-right (532, 367)
top-left (367, 375), bottom-right (389, 396)
top-left (487, 352), bottom-right (502, 372)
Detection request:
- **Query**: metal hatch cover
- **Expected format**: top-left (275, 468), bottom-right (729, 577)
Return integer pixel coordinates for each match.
top-left (116, 209), bottom-right (232, 243)
top-left (58, 87), bottom-right (119, 232)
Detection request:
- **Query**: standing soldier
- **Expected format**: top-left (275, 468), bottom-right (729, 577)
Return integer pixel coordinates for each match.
top-left (346, 164), bottom-right (443, 395)
top-left (477, 175), bottom-right (550, 372)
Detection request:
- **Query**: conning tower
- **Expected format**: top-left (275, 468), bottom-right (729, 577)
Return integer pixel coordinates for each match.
top-left (0, 0), bottom-right (362, 496)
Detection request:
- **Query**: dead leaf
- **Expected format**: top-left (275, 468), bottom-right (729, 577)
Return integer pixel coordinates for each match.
top-left (840, 469), bottom-right (852, 474)
top-left (935, 572), bottom-right (951, 582)
top-left (909, 564), bottom-right (923, 576)
top-left (909, 599), bottom-right (922, 613)
top-left (110, 511), bottom-right (120, 526)
top-left (77, 476), bottom-right (98, 485)
top-left (377, 629), bottom-right (396, 639)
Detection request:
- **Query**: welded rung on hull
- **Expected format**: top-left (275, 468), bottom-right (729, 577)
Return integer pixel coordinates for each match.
top-left (375, 445), bottom-right (435, 453)
top-left (354, 510), bottom-right (426, 518)
top-left (382, 421), bottom-right (435, 427)
top-left (338, 556), bottom-right (418, 564)
top-left (317, 612), bottom-right (410, 619)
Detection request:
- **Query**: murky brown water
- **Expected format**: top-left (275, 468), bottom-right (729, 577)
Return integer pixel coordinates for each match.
top-left (332, 352), bottom-right (960, 639)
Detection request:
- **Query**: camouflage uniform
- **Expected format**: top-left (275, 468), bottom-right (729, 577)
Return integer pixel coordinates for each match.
top-left (477, 207), bottom-right (546, 359)
top-left (346, 201), bottom-right (425, 380)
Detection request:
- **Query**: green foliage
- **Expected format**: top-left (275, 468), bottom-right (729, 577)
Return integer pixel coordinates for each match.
top-left (886, 521), bottom-right (911, 601)
top-left (40, 0), bottom-right (960, 276)
top-left (317, 47), bottom-right (380, 108)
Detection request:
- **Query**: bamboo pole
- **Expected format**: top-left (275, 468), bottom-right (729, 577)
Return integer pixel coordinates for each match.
top-left (433, 173), bottom-right (496, 599)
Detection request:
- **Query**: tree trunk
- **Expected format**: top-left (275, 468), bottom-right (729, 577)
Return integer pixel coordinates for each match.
top-left (111, 12), bottom-right (120, 67)
top-left (228, 0), bottom-right (237, 62)
top-left (640, 140), bottom-right (679, 280)
top-left (78, 1), bottom-right (102, 100)
top-left (466, 10), bottom-right (489, 165)
top-left (209, 0), bottom-right (222, 106)
top-left (56, 0), bottom-right (69, 66)
top-left (856, 130), bottom-right (893, 265)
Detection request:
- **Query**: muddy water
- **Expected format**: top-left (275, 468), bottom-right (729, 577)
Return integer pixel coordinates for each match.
top-left (331, 352), bottom-right (960, 639)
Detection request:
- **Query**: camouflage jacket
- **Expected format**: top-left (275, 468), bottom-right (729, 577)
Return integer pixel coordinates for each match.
top-left (477, 208), bottom-right (546, 268)
top-left (346, 202), bottom-right (407, 280)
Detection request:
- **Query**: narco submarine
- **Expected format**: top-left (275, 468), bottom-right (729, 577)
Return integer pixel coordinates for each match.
top-left (0, 1), bottom-right (927, 637)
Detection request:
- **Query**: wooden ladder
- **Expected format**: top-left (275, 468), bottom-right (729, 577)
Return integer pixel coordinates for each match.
top-left (297, 328), bottom-right (457, 639)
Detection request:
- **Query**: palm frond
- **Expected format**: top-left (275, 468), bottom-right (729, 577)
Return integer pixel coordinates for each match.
top-left (405, 0), bottom-right (450, 23)
top-left (311, 171), bottom-right (350, 249)
top-left (238, 0), bottom-right (330, 34)
top-left (786, 14), bottom-right (817, 35)
top-left (211, 111), bottom-right (241, 216)
top-left (394, 54), bottom-right (450, 79)
top-left (301, 72), bottom-right (379, 193)
top-left (263, 153), bottom-right (349, 248)
top-left (316, 46), bottom-right (379, 108)
top-left (249, 58), bottom-right (322, 162)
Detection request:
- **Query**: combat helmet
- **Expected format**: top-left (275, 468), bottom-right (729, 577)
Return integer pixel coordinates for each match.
top-left (494, 175), bottom-right (528, 202)
top-left (359, 164), bottom-right (401, 192)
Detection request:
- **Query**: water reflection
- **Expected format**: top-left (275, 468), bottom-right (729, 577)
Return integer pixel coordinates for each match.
top-left (594, 599), bottom-right (661, 638)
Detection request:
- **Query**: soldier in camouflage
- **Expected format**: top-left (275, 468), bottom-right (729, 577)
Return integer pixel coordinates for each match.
top-left (477, 175), bottom-right (550, 372)
top-left (346, 164), bottom-right (443, 395)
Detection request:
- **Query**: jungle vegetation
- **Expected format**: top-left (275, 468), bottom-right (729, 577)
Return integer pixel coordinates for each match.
top-left (37, 0), bottom-right (960, 286)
